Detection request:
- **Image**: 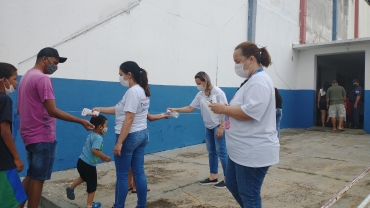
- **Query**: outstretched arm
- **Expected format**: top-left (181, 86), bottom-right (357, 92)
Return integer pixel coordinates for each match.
top-left (92, 106), bottom-right (116, 115)
top-left (167, 106), bottom-right (196, 113)
top-left (147, 113), bottom-right (170, 122)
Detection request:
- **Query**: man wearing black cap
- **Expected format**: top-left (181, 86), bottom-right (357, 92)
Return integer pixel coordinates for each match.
top-left (17, 47), bottom-right (95, 208)
top-left (349, 79), bottom-right (363, 129)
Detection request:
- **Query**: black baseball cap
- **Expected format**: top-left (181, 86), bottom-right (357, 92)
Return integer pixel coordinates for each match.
top-left (37, 47), bottom-right (67, 63)
top-left (352, 79), bottom-right (360, 83)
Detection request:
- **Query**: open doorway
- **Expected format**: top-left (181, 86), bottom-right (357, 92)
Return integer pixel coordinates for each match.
top-left (316, 51), bottom-right (365, 128)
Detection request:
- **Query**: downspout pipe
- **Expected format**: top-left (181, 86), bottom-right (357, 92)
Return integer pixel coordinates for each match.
top-left (332, 0), bottom-right (338, 41)
top-left (299, 0), bottom-right (307, 44)
top-left (247, 0), bottom-right (257, 42)
top-left (354, 0), bottom-right (359, 38)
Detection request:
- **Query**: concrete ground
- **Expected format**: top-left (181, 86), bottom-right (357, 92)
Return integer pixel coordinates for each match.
top-left (38, 128), bottom-right (370, 208)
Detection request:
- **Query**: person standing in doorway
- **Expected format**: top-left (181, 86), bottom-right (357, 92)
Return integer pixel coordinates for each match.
top-left (18, 47), bottom-right (95, 208)
top-left (317, 81), bottom-right (331, 127)
top-left (326, 80), bottom-right (346, 131)
top-left (349, 79), bottom-right (363, 129)
top-left (275, 88), bottom-right (283, 138)
top-left (209, 42), bottom-right (279, 208)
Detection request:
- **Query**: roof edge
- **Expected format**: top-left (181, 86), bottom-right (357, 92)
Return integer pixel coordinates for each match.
top-left (293, 37), bottom-right (370, 51)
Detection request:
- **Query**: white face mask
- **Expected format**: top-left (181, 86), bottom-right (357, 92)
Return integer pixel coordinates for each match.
top-left (4, 80), bottom-right (15, 95)
top-left (102, 127), bottom-right (108, 135)
top-left (234, 59), bottom-right (251, 78)
top-left (197, 84), bottom-right (205, 91)
top-left (119, 75), bottom-right (129, 87)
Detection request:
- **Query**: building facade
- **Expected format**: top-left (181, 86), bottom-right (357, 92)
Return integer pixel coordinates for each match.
top-left (1, 0), bottom-right (369, 173)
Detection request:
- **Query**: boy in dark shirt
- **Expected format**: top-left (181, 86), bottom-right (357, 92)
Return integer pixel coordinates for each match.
top-left (0, 62), bottom-right (27, 207)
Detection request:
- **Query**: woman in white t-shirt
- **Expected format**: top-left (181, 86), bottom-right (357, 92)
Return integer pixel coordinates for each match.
top-left (93, 61), bottom-right (150, 208)
top-left (167, 71), bottom-right (228, 189)
top-left (210, 42), bottom-right (280, 208)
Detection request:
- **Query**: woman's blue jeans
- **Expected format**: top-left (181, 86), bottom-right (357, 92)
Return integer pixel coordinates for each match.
top-left (205, 126), bottom-right (228, 176)
top-left (276, 108), bottom-right (283, 139)
top-left (113, 129), bottom-right (149, 208)
top-left (226, 157), bottom-right (269, 208)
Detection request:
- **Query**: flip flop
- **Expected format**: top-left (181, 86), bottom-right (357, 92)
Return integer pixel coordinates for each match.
top-left (92, 202), bottom-right (101, 208)
top-left (66, 187), bottom-right (75, 200)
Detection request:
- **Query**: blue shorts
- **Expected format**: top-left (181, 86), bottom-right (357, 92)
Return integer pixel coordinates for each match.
top-left (0, 169), bottom-right (27, 207)
top-left (26, 141), bottom-right (57, 180)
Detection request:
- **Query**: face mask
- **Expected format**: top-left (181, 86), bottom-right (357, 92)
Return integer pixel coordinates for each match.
top-left (45, 58), bottom-right (58, 75)
top-left (102, 127), bottom-right (108, 135)
top-left (4, 80), bottom-right (15, 95)
top-left (353, 83), bottom-right (357, 87)
top-left (234, 58), bottom-right (251, 78)
top-left (119, 76), bottom-right (129, 87)
top-left (197, 84), bottom-right (205, 91)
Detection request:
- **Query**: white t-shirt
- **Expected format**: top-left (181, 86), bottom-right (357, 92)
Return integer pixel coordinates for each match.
top-left (226, 71), bottom-right (279, 167)
top-left (190, 86), bottom-right (228, 129)
top-left (115, 85), bottom-right (150, 134)
top-left (320, 88), bottom-right (326, 96)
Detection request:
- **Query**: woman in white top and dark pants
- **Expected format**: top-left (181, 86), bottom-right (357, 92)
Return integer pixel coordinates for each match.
top-left (210, 42), bottom-right (279, 208)
top-left (93, 61), bottom-right (150, 208)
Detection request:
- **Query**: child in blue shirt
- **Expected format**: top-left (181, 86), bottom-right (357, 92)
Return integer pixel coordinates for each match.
top-left (66, 115), bottom-right (111, 208)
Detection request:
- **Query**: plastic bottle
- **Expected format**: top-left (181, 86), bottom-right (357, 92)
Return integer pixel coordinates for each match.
top-left (167, 110), bottom-right (179, 118)
top-left (81, 108), bottom-right (99, 116)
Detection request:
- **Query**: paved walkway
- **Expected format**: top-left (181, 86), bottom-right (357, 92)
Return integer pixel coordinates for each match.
top-left (39, 129), bottom-right (370, 208)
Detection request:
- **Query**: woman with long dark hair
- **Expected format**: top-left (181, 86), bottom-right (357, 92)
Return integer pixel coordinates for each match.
top-left (93, 61), bottom-right (150, 208)
top-left (317, 81), bottom-right (331, 127)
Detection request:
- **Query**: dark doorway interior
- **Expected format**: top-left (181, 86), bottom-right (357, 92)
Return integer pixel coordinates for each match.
top-left (316, 51), bottom-right (365, 128)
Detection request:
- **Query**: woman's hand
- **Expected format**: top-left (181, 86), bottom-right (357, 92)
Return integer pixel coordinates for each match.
top-left (167, 108), bottom-right (177, 112)
top-left (161, 113), bottom-right (171, 119)
top-left (113, 143), bottom-right (122, 156)
top-left (216, 127), bottom-right (224, 138)
top-left (209, 103), bottom-right (227, 114)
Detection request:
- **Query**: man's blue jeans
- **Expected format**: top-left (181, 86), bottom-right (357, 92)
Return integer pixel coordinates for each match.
top-left (205, 126), bottom-right (228, 176)
top-left (276, 108), bottom-right (283, 139)
top-left (113, 129), bottom-right (149, 208)
top-left (226, 157), bottom-right (269, 208)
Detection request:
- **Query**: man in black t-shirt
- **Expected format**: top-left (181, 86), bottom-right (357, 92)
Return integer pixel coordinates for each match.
top-left (0, 63), bottom-right (27, 207)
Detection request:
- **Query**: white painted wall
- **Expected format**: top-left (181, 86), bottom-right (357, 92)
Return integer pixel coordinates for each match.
top-left (1, 0), bottom-right (369, 89)
top-left (1, 0), bottom-right (249, 87)
top-left (255, 0), bottom-right (300, 90)
top-left (359, 0), bottom-right (370, 37)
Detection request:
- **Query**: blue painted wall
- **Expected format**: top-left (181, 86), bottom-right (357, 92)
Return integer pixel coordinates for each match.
top-left (279, 89), bottom-right (316, 128)
top-left (8, 77), bottom-right (327, 176)
top-left (364, 90), bottom-right (370, 133)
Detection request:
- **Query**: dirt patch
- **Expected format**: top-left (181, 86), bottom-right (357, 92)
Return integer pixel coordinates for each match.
top-left (191, 205), bottom-right (218, 208)
top-left (178, 152), bottom-right (206, 158)
top-left (146, 167), bottom-right (185, 184)
top-left (147, 198), bottom-right (177, 208)
top-left (145, 159), bottom-right (175, 166)
top-left (281, 129), bottom-right (307, 137)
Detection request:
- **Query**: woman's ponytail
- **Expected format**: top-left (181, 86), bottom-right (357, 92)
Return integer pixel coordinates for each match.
top-left (260, 47), bottom-right (271, 67)
top-left (138, 68), bottom-right (150, 97)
